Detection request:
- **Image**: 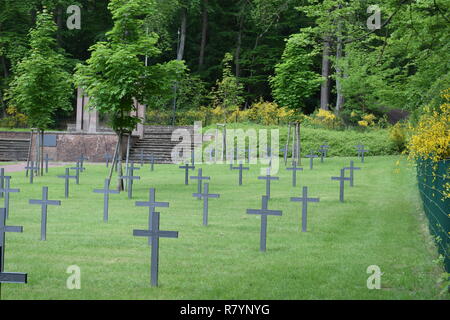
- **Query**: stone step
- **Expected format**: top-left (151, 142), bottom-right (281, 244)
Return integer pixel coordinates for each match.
top-left (0, 139), bottom-right (30, 161)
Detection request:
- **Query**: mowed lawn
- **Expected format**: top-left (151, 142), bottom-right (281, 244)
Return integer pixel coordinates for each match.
top-left (0, 156), bottom-right (445, 300)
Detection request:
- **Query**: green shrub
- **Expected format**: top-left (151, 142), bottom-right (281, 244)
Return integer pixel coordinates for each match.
top-left (203, 123), bottom-right (399, 157)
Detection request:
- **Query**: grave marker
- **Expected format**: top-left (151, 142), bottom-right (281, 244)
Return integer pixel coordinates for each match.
top-left (24, 161), bottom-right (39, 184)
top-left (232, 162), bottom-right (249, 186)
top-left (290, 186), bottom-right (320, 232)
top-left (179, 164), bottom-right (195, 185)
top-left (149, 153), bottom-right (155, 171)
top-left (70, 161), bottom-right (85, 185)
top-left (44, 154), bottom-right (53, 173)
top-left (77, 154), bottom-right (89, 169)
top-left (139, 149), bottom-right (145, 167)
top-left (104, 153), bottom-right (113, 168)
top-left (57, 168), bottom-right (77, 199)
top-left (29, 187), bottom-right (61, 240)
top-left (120, 167), bottom-right (140, 199)
top-left (136, 188), bottom-right (169, 245)
top-left (343, 161), bottom-right (361, 187)
top-left (286, 161), bottom-right (303, 187)
top-left (318, 145), bottom-right (329, 163)
top-left (305, 151), bottom-right (318, 170)
top-left (93, 179), bottom-right (120, 222)
top-left (193, 183), bottom-right (220, 226)
top-left (257, 171), bottom-right (279, 200)
top-left (331, 168), bottom-right (351, 202)
top-left (0, 209), bottom-right (27, 293)
top-left (190, 168), bottom-right (210, 198)
top-left (0, 168), bottom-right (4, 199)
top-left (246, 196), bottom-right (282, 252)
top-left (133, 212), bottom-right (178, 287)
top-left (0, 177), bottom-right (19, 219)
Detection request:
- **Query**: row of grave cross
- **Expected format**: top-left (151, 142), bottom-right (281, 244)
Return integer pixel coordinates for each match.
top-left (0, 145), bottom-right (366, 291)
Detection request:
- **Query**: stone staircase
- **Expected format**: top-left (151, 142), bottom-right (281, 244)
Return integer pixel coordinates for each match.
top-left (0, 138), bottom-right (30, 161)
top-left (128, 126), bottom-right (199, 164)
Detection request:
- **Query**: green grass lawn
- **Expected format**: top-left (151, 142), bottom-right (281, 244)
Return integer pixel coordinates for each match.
top-left (0, 156), bottom-right (446, 300)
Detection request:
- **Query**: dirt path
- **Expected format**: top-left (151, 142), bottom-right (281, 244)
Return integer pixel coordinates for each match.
top-left (0, 161), bottom-right (100, 173)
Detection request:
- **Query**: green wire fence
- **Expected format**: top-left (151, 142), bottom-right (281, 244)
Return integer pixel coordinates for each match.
top-left (416, 158), bottom-right (450, 272)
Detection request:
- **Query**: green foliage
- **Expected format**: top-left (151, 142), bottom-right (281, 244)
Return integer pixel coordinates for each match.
top-left (209, 53), bottom-right (244, 116)
top-left (7, 9), bottom-right (72, 130)
top-left (270, 31), bottom-right (322, 111)
top-left (74, 0), bottom-right (186, 134)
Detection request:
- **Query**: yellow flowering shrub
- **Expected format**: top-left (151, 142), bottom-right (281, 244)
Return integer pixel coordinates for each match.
top-left (358, 120), bottom-right (369, 127)
top-left (389, 122), bottom-right (408, 152)
top-left (0, 105), bottom-right (28, 128)
top-left (310, 109), bottom-right (341, 129)
top-left (362, 113), bottom-right (377, 125)
top-left (407, 89), bottom-right (450, 162)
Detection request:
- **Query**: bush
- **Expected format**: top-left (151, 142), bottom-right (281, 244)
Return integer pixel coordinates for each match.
top-left (204, 123), bottom-right (399, 157)
top-left (389, 122), bottom-right (408, 153)
top-left (0, 106), bottom-right (28, 128)
top-left (407, 89), bottom-right (450, 162)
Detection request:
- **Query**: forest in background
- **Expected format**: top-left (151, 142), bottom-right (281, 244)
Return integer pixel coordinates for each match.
top-left (0, 0), bottom-right (449, 129)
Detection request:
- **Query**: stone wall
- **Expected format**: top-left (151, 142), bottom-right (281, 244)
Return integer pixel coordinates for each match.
top-left (0, 131), bottom-right (139, 162)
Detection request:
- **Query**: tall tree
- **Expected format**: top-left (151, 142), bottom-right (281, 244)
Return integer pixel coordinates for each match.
top-left (8, 8), bottom-right (73, 174)
top-left (75, 0), bottom-right (185, 189)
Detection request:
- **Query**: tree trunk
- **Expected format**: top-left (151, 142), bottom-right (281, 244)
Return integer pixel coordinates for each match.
top-left (177, 7), bottom-right (187, 61)
top-left (335, 19), bottom-right (344, 115)
top-left (117, 132), bottom-right (124, 191)
top-left (56, 6), bottom-right (63, 46)
top-left (235, 16), bottom-right (244, 79)
top-left (198, 0), bottom-right (208, 69)
top-left (320, 37), bottom-right (331, 110)
top-left (40, 129), bottom-right (44, 176)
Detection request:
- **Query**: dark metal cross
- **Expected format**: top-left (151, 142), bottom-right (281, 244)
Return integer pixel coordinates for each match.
top-left (0, 209), bottom-right (27, 292)
top-left (354, 145), bottom-right (369, 162)
top-left (246, 196), bottom-right (282, 252)
top-left (190, 168), bottom-right (210, 197)
top-left (290, 186), bottom-right (320, 232)
top-left (286, 161), bottom-right (303, 187)
top-left (57, 168), bottom-right (77, 199)
top-left (305, 151), bottom-right (318, 170)
top-left (133, 212), bottom-right (178, 287)
top-left (77, 154), bottom-right (89, 168)
top-left (193, 183), bottom-right (220, 226)
top-left (246, 148), bottom-right (253, 163)
top-left (343, 160), bottom-right (361, 187)
top-left (232, 162), bottom-right (249, 186)
top-left (149, 153), bottom-right (155, 171)
top-left (104, 153), bottom-right (113, 168)
top-left (120, 166), bottom-right (140, 199)
top-left (139, 149), bottom-right (145, 166)
top-left (135, 188), bottom-right (169, 245)
top-left (93, 179), bottom-right (119, 222)
top-left (179, 164), bottom-right (195, 185)
top-left (44, 154), bottom-right (53, 173)
top-left (331, 168), bottom-right (351, 202)
top-left (0, 168), bottom-right (5, 199)
top-left (0, 177), bottom-right (19, 219)
top-left (77, 154), bottom-right (89, 169)
top-left (70, 161), bottom-right (85, 185)
top-left (318, 145), bottom-right (330, 163)
top-left (24, 161), bottom-right (39, 184)
top-left (29, 187), bottom-right (61, 241)
top-left (359, 148), bottom-right (369, 163)
top-left (258, 172), bottom-right (279, 200)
